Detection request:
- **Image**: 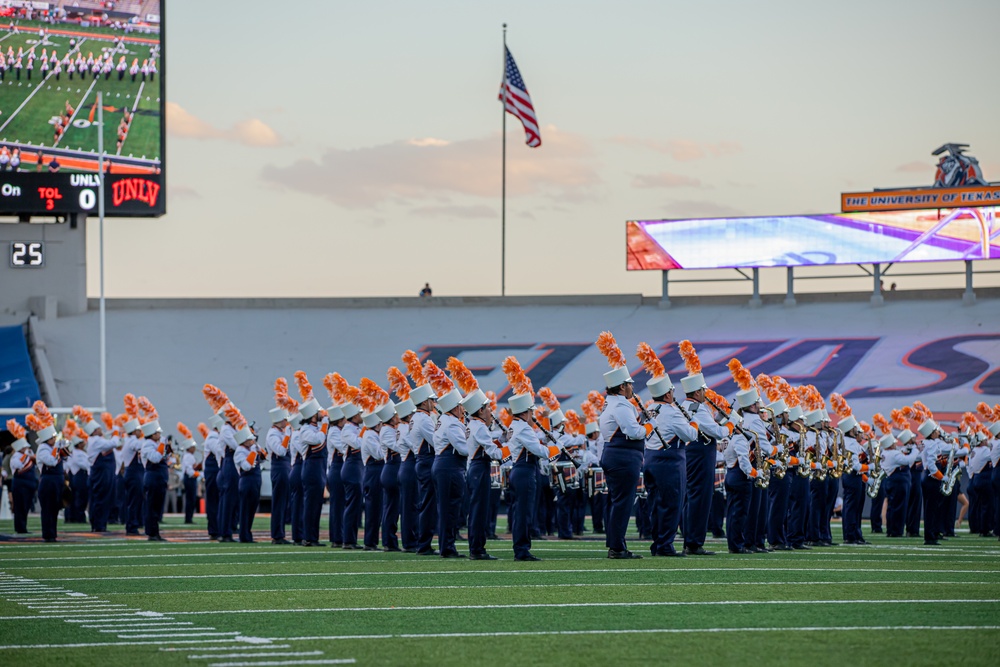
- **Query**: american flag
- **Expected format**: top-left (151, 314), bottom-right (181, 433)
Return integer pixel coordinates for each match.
top-left (499, 47), bottom-right (541, 148)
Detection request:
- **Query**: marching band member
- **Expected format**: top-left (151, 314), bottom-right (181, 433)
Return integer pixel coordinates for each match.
top-left (233, 416), bottom-right (262, 543)
top-left (879, 412), bottom-right (917, 538)
top-left (780, 382), bottom-right (811, 550)
top-left (217, 402), bottom-right (241, 543)
top-left (178, 425), bottom-right (200, 525)
top-left (30, 402), bottom-right (64, 542)
top-left (294, 372), bottom-right (328, 548)
top-left (831, 394), bottom-right (869, 545)
top-left (722, 403), bottom-right (754, 554)
top-left (636, 343), bottom-right (697, 557)
top-left (580, 399), bottom-right (606, 535)
top-left (538, 388), bottom-right (576, 541)
top-left (139, 410), bottom-right (168, 542)
top-left (65, 421), bottom-right (90, 523)
top-left (268, 384), bottom-right (295, 544)
top-left (431, 377), bottom-right (469, 559)
top-left (403, 351), bottom-right (439, 556)
top-left (595, 332), bottom-right (646, 560)
top-left (503, 356), bottom-right (548, 561)
top-left (321, 375), bottom-right (346, 548)
top-left (904, 408), bottom-right (925, 538)
top-left (121, 396), bottom-right (145, 536)
top-left (338, 376), bottom-right (365, 549)
top-left (388, 366), bottom-right (419, 552)
top-left (378, 397), bottom-right (405, 552)
top-left (802, 389), bottom-right (832, 547)
top-left (989, 417), bottom-right (1000, 539)
top-left (76, 408), bottom-right (117, 532)
top-left (820, 409), bottom-right (839, 546)
top-left (916, 406), bottom-right (950, 545)
top-left (678, 341), bottom-right (730, 556)
top-left (464, 387), bottom-right (504, 560)
top-left (729, 361), bottom-right (772, 554)
top-left (203, 414), bottom-right (224, 540)
top-left (357, 378), bottom-right (388, 551)
top-left (289, 411), bottom-right (306, 545)
top-left (7, 419), bottom-right (37, 534)
top-left (755, 375), bottom-right (790, 550)
top-left (968, 420), bottom-right (993, 537)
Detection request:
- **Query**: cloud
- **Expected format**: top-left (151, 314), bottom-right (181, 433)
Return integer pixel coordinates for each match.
top-left (411, 205), bottom-right (496, 219)
top-left (895, 161), bottom-right (930, 174)
top-left (166, 102), bottom-right (283, 147)
top-left (631, 172), bottom-right (704, 189)
top-left (660, 200), bottom-right (745, 219)
top-left (610, 137), bottom-right (742, 161)
top-left (260, 126), bottom-right (601, 209)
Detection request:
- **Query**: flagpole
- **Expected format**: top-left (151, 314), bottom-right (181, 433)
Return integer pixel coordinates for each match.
top-left (501, 23), bottom-right (507, 297)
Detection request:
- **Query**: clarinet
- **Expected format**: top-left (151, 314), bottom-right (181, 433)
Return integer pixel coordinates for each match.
top-left (632, 397), bottom-right (671, 449)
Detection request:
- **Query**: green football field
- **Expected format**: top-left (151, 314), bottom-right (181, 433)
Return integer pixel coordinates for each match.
top-left (0, 20), bottom-right (161, 169)
top-left (1, 515), bottom-right (998, 666)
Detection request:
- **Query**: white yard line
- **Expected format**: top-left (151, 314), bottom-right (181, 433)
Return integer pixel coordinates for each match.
top-left (188, 652), bottom-right (324, 660)
top-left (0, 638), bottom-right (280, 650)
top-left (208, 661), bottom-right (355, 667)
top-left (159, 645), bottom-right (293, 652)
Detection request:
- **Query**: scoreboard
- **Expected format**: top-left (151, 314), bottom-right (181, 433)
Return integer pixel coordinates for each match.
top-left (0, 172), bottom-right (164, 218)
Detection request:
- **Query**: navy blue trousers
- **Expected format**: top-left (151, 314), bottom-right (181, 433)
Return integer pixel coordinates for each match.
top-left (823, 476), bottom-right (838, 542)
top-left (683, 443), bottom-right (715, 551)
top-left (69, 470), bottom-right (89, 523)
top-left (183, 475), bottom-right (198, 523)
top-left (203, 455), bottom-right (220, 537)
top-left (238, 467), bottom-right (261, 542)
top-left (110, 472), bottom-right (124, 524)
top-left (766, 472), bottom-right (790, 547)
top-left (869, 481), bottom-right (886, 532)
top-left (11, 472), bottom-right (37, 533)
top-left (906, 464), bottom-right (923, 536)
top-left (143, 463), bottom-right (168, 538)
top-left (510, 457), bottom-right (538, 558)
top-left (363, 460), bottom-right (384, 549)
top-left (467, 457), bottom-right (492, 555)
top-left (885, 469), bottom-right (911, 537)
top-left (327, 453), bottom-right (344, 544)
top-left (921, 472), bottom-right (944, 542)
top-left (841, 472), bottom-right (864, 542)
top-left (725, 467), bottom-right (752, 552)
top-left (341, 452), bottom-right (363, 546)
top-left (432, 451), bottom-right (466, 556)
top-left (39, 468), bottom-right (63, 541)
top-left (218, 451), bottom-right (239, 539)
top-left (398, 456), bottom-right (418, 549)
top-left (415, 450), bottom-right (437, 552)
top-left (270, 455), bottom-right (290, 540)
top-left (124, 460), bottom-right (145, 534)
top-left (380, 457), bottom-right (400, 550)
top-left (807, 477), bottom-right (827, 542)
top-left (302, 446), bottom-right (327, 544)
top-left (644, 447), bottom-right (685, 556)
top-left (89, 452), bottom-right (115, 531)
top-left (786, 470), bottom-right (810, 546)
top-left (601, 446), bottom-right (642, 553)
top-left (289, 458), bottom-right (304, 543)
top-left (970, 467), bottom-right (992, 535)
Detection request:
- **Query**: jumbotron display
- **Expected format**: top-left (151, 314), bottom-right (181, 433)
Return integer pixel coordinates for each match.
top-left (627, 206), bottom-right (1000, 271)
top-left (0, 1), bottom-right (164, 217)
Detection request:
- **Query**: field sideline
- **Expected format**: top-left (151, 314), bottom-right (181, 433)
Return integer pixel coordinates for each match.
top-left (1, 516), bottom-right (998, 666)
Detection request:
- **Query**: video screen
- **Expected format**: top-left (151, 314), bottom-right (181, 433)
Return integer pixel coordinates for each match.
top-left (627, 206), bottom-right (1000, 270)
top-left (0, 0), bottom-right (163, 216)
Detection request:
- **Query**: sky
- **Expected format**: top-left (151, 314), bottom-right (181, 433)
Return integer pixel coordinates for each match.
top-left (85, 0), bottom-right (1000, 298)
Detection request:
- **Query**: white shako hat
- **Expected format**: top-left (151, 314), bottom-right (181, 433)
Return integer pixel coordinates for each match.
top-left (35, 425), bottom-right (57, 442)
top-left (838, 416), bottom-right (858, 434)
top-left (182, 437), bottom-right (197, 450)
top-left (878, 433), bottom-right (896, 449)
top-left (647, 374), bottom-right (674, 398)
top-left (395, 399), bottom-right (416, 419)
top-left (269, 407), bottom-right (289, 424)
top-left (548, 409), bottom-right (566, 428)
top-left (821, 409), bottom-right (831, 422)
top-left (299, 398), bottom-right (322, 420)
top-left (361, 410), bottom-right (381, 428)
top-left (461, 390), bottom-right (489, 415)
top-left (735, 387), bottom-right (759, 409)
top-left (409, 384), bottom-right (436, 406)
top-left (604, 366), bottom-right (633, 389)
top-left (340, 402), bottom-right (361, 419)
top-left (787, 405), bottom-right (804, 422)
top-left (70, 432), bottom-right (85, 446)
top-left (13, 434), bottom-right (31, 451)
top-left (209, 414), bottom-right (224, 430)
top-left (804, 409), bottom-right (824, 427)
top-left (437, 388), bottom-right (463, 414)
top-left (767, 399), bottom-right (788, 415)
top-left (917, 419), bottom-right (938, 438)
top-left (897, 429), bottom-right (915, 445)
top-left (124, 417), bottom-right (141, 433)
top-left (235, 426), bottom-right (253, 445)
top-left (508, 393), bottom-right (535, 415)
top-left (585, 421), bottom-right (599, 435)
top-left (289, 413), bottom-right (304, 429)
top-left (326, 405), bottom-right (345, 421)
top-left (376, 402), bottom-right (397, 423)
top-left (82, 419), bottom-right (101, 435)
top-left (141, 420), bottom-right (161, 437)
top-left (989, 421), bottom-right (1000, 437)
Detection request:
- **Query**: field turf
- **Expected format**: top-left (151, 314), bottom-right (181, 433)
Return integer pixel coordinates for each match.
top-left (1, 515), bottom-right (998, 666)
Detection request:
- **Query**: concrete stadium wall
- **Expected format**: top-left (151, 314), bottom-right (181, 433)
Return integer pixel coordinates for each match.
top-left (0, 217), bottom-right (88, 319)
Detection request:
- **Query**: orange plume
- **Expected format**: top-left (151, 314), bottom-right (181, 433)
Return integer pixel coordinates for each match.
top-left (977, 402), bottom-right (997, 422)
top-left (859, 422), bottom-right (873, 438)
top-left (891, 409), bottom-right (910, 431)
top-left (757, 374), bottom-right (782, 403)
top-left (6, 419), bottom-right (26, 440)
top-left (321, 374), bottom-right (338, 403)
top-left (274, 377), bottom-right (289, 397)
top-left (25, 414), bottom-right (45, 432)
top-left (596, 331), bottom-right (628, 370)
top-left (534, 407), bottom-right (550, 431)
top-left (581, 400), bottom-right (599, 424)
top-left (423, 361), bottom-right (454, 396)
top-left (777, 378), bottom-right (800, 408)
top-left (177, 422), bottom-right (193, 440)
top-left (485, 390), bottom-right (498, 413)
top-left (197, 422), bottom-right (210, 439)
top-left (276, 392), bottom-right (300, 414)
top-left (32, 400), bottom-right (55, 428)
top-left (62, 419), bottom-right (78, 441)
top-left (360, 377), bottom-right (390, 408)
top-left (224, 403), bottom-right (247, 431)
top-left (564, 410), bottom-right (584, 435)
top-left (73, 405), bottom-right (95, 425)
top-left (829, 393), bottom-right (852, 419)
top-left (114, 413), bottom-right (128, 427)
top-left (635, 342), bottom-right (665, 378)
top-left (293, 371), bottom-right (314, 402)
top-left (873, 413), bottom-right (892, 435)
top-left (705, 389), bottom-right (731, 415)
top-left (201, 385), bottom-right (228, 413)
top-left (402, 350), bottom-right (428, 386)
top-left (803, 386), bottom-right (824, 412)
top-left (959, 412), bottom-right (979, 433)
top-left (678, 340), bottom-right (702, 375)
top-left (446, 357), bottom-right (479, 394)
top-left (913, 400), bottom-right (933, 421)
top-left (352, 384), bottom-right (377, 413)
top-left (499, 408), bottom-right (513, 428)
top-left (137, 396), bottom-right (158, 419)
top-left (101, 412), bottom-right (115, 431)
top-left (327, 373), bottom-right (352, 405)
top-left (501, 356), bottom-right (534, 397)
top-left (387, 367), bottom-right (412, 401)
top-left (587, 391), bottom-right (606, 411)
top-left (727, 359), bottom-right (754, 391)
top-left (538, 387), bottom-right (561, 413)
top-left (900, 405), bottom-right (918, 422)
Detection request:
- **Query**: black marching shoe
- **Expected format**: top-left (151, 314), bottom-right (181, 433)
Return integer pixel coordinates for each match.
top-left (608, 549), bottom-right (643, 560)
top-left (684, 547), bottom-right (716, 556)
top-left (470, 553), bottom-right (498, 560)
top-left (791, 544), bottom-right (811, 550)
top-left (271, 538), bottom-right (292, 545)
top-left (416, 548), bottom-right (440, 556)
top-left (303, 541), bottom-right (326, 547)
top-left (515, 553), bottom-right (541, 561)
top-left (729, 547), bottom-right (752, 554)
top-left (363, 546), bottom-right (379, 551)
top-left (383, 546), bottom-right (403, 552)
top-left (220, 536), bottom-right (235, 543)
top-left (441, 551), bottom-right (467, 559)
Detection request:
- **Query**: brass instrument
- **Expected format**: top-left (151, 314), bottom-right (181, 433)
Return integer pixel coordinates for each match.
top-left (760, 405), bottom-right (788, 479)
top-left (792, 422), bottom-right (811, 478)
top-left (701, 395), bottom-right (769, 487)
top-left (940, 433), bottom-right (968, 496)
top-left (808, 426), bottom-right (827, 481)
top-left (826, 427), bottom-right (844, 479)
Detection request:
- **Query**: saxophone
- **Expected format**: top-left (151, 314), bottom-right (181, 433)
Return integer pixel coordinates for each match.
top-left (750, 428), bottom-right (770, 489)
top-left (865, 441), bottom-right (886, 499)
top-left (810, 427), bottom-right (828, 481)
top-left (793, 423), bottom-right (811, 478)
top-left (940, 436), bottom-right (965, 496)
top-left (760, 406), bottom-right (787, 479)
top-left (828, 428), bottom-right (844, 479)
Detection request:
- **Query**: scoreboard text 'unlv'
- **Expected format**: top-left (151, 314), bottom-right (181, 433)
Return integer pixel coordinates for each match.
top-left (112, 178), bottom-right (162, 208)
